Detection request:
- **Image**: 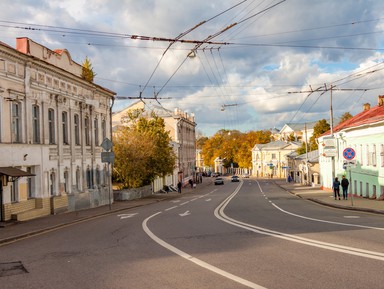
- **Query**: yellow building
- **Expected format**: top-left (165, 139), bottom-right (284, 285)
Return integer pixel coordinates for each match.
top-left (251, 141), bottom-right (301, 178)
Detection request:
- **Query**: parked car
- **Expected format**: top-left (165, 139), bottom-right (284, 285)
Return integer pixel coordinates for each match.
top-left (231, 175), bottom-right (240, 182)
top-left (214, 177), bottom-right (224, 185)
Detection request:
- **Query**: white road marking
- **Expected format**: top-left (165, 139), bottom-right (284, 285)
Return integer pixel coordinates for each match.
top-left (215, 182), bottom-right (384, 261)
top-left (344, 216), bottom-right (361, 219)
top-left (143, 212), bottom-right (267, 289)
top-left (180, 201), bottom-right (190, 206)
top-left (179, 210), bottom-right (191, 217)
top-left (205, 198), bottom-right (212, 202)
top-left (118, 213), bottom-right (138, 219)
top-left (165, 206), bottom-right (178, 211)
top-left (170, 200), bottom-right (181, 203)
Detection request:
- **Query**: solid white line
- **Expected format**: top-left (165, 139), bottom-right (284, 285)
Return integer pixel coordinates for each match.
top-left (270, 203), bottom-right (384, 231)
top-left (214, 182), bottom-right (384, 261)
top-left (180, 201), bottom-right (190, 206)
top-left (142, 212), bottom-right (267, 289)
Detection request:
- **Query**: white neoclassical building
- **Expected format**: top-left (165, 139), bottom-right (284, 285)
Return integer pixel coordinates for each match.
top-left (0, 38), bottom-right (115, 222)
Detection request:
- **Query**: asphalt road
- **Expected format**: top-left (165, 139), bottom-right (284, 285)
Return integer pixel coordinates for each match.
top-left (1, 178), bottom-right (383, 289)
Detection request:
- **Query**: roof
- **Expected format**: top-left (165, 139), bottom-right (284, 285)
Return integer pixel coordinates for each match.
top-left (0, 167), bottom-right (35, 177)
top-left (323, 98), bottom-right (384, 135)
top-left (252, 140), bottom-right (301, 151)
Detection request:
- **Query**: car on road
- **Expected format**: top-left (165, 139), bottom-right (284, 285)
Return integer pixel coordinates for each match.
top-left (231, 175), bottom-right (240, 182)
top-left (214, 177), bottom-right (224, 185)
top-left (242, 173), bottom-right (250, 178)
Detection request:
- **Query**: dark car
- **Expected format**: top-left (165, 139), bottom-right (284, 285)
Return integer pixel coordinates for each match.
top-left (214, 177), bottom-right (224, 185)
top-left (231, 175), bottom-right (240, 182)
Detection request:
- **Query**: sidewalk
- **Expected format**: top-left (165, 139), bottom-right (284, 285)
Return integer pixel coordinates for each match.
top-left (1, 178), bottom-right (383, 245)
top-left (274, 179), bottom-right (384, 215)
top-left (0, 183), bottom-right (200, 245)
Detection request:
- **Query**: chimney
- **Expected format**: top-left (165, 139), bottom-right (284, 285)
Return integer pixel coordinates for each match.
top-left (378, 95), bottom-right (384, 107)
top-left (363, 103), bottom-right (371, 111)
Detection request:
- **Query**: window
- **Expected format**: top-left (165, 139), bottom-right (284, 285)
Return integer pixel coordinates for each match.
top-left (84, 116), bottom-right (90, 146)
top-left (373, 185), bottom-right (376, 199)
top-left (366, 145), bottom-right (370, 166)
top-left (96, 167), bottom-right (100, 186)
top-left (48, 109), bottom-right (55, 144)
top-left (101, 119), bottom-right (106, 141)
top-left (11, 181), bottom-right (18, 203)
top-left (62, 112), bottom-right (68, 145)
top-left (354, 180), bottom-right (357, 195)
top-left (76, 167), bottom-right (81, 191)
top-left (27, 167), bottom-right (33, 198)
top-left (366, 182), bottom-right (369, 198)
top-left (74, 114), bottom-right (80, 145)
top-left (372, 144), bottom-right (377, 167)
top-left (64, 171), bottom-right (69, 193)
top-left (381, 144), bottom-right (384, 167)
top-left (32, 105), bottom-right (40, 143)
top-left (50, 172), bottom-right (55, 196)
top-left (94, 118), bottom-right (99, 146)
top-left (86, 168), bottom-right (92, 189)
top-left (11, 102), bottom-right (21, 143)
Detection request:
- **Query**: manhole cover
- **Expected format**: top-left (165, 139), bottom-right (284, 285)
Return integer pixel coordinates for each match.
top-left (0, 261), bottom-right (28, 277)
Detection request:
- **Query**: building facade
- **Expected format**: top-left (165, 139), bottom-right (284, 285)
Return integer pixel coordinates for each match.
top-left (0, 38), bottom-right (115, 222)
top-left (251, 140), bottom-right (301, 178)
top-left (318, 96), bottom-right (384, 199)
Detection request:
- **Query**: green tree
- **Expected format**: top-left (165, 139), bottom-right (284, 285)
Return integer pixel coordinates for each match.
top-left (297, 119), bottom-right (330, 154)
top-left (113, 110), bottom-right (176, 189)
top-left (81, 56), bottom-right (96, 82)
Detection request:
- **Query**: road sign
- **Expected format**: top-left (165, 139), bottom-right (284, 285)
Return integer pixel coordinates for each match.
top-left (101, 151), bottom-right (115, 163)
top-left (343, 160), bottom-right (356, 168)
top-left (101, 138), bottom-right (113, 151)
top-left (343, 147), bottom-right (356, 160)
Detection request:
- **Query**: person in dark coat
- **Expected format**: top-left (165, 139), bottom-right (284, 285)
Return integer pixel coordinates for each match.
top-left (188, 179), bottom-right (193, 188)
top-left (341, 175), bottom-right (349, 200)
top-left (332, 177), bottom-right (341, 200)
top-left (177, 181), bottom-right (182, 194)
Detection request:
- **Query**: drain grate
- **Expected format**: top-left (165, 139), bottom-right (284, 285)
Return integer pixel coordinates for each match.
top-left (0, 261), bottom-right (28, 277)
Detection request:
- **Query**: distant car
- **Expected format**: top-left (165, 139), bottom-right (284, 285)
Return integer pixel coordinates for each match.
top-left (214, 177), bottom-right (224, 185)
top-left (242, 173), bottom-right (250, 178)
top-left (211, 172), bottom-right (218, 178)
top-left (231, 175), bottom-right (240, 182)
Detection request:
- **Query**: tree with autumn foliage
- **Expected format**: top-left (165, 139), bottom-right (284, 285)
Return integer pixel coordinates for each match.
top-left (201, 129), bottom-right (271, 169)
top-left (113, 109), bottom-right (176, 189)
top-left (81, 56), bottom-right (96, 82)
top-left (338, 112), bottom-right (353, 124)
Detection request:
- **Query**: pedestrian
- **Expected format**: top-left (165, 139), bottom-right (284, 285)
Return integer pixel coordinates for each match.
top-left (177, 181), bottom-right (182, 194)
top-left (332, 177), bottom-right (341, 200)
top-left (188, 179), bottom-right (193, 188)
top-left (341, 175), bottom-right (349, 200)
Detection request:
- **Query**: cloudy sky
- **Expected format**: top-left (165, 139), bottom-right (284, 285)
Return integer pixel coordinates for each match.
top-left (1, 0), bottom-right (383, 136)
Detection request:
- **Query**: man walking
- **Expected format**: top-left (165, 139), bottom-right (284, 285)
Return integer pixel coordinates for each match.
top-left (341, 175), bottom-right (349, 200)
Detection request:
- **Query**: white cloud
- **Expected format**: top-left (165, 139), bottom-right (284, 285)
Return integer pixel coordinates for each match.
top-left (0, 0), bottom-right (383, 136)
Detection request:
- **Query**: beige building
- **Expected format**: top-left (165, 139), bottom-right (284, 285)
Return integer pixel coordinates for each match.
top-left (0, 38), bottom-right (115, 222)
top-left (112, 101), bottom-right (196, 190)
top-left (251, 140), bottom-right (301, 178)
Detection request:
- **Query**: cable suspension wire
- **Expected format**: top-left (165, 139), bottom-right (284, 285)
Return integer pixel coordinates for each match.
top-left (139, 0), bottom-right (249, 97)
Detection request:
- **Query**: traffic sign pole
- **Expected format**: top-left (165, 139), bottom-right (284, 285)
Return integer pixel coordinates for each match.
top-left (343, 147), bottom-right (355, 207)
